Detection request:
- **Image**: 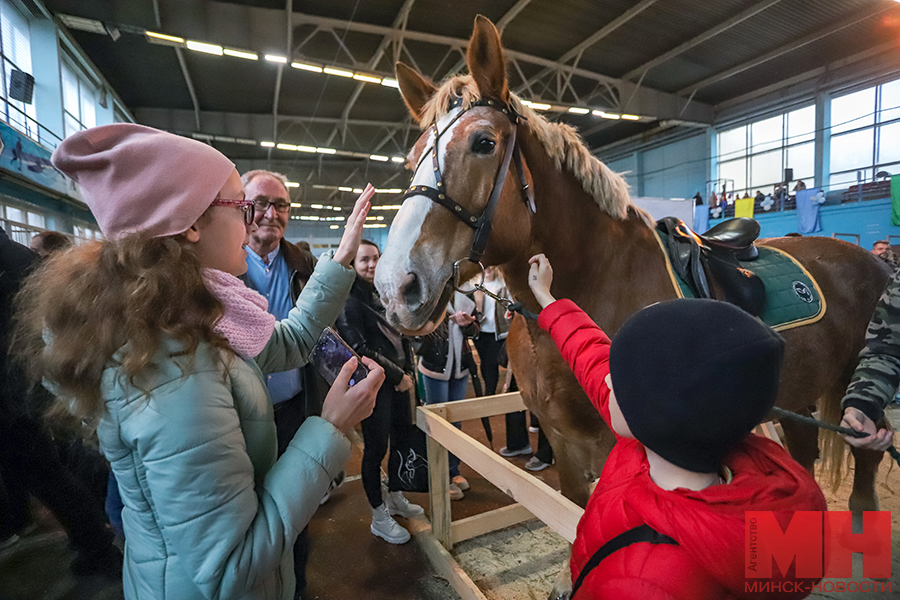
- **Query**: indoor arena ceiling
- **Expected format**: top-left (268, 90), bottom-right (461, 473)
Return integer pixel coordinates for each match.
top-left (42, 0), bottom-right (900, 208)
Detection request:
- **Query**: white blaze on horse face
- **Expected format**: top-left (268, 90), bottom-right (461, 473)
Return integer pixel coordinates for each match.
top-left (376, 108), bottom-right (465, 320)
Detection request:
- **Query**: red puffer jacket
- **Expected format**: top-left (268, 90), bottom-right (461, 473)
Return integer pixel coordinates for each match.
top-left (538, 299), bottom-right (827, 600)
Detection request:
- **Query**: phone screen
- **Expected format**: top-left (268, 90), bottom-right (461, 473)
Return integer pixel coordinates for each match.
top-left (310, 327), bottom-right (369, 387)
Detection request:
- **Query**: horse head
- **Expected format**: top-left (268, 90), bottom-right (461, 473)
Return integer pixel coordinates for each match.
top-left (375, 16), bottom-right (534, 335)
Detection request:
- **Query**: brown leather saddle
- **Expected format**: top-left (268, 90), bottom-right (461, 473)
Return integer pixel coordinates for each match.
top-left (656, 217), bottom-right (766, 317)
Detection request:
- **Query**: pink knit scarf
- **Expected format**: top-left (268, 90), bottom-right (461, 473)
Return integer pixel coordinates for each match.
top-left (201, 268), bottom-right (276, 358)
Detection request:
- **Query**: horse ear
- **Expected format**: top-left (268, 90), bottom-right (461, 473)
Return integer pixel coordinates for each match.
top-left (467, 15), bottom-right (509, 102)
top-left (396, 62), bottom-right (436, 123)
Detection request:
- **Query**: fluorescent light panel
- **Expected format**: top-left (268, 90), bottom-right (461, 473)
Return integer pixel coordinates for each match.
top-left (265, 54), bottom-right (287, 63)
top-left (186, 40), bottom-right (223, 55)
top-left (324, 67), bottom-right (353, 78)
top-left (354, 74), bottom-right (382, 84)
top-left (292, 62), bottom-right (323, 73)
top-left (568, 107), bottom-right (589, 115)
top-left (145, 31), bottom-right (185, 44)
top-left (223, 48), bottom-right (258, 60)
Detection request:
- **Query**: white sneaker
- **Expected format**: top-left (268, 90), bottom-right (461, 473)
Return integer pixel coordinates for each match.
top-left (384, 491), bottom-right (424, 518)
top-left (449, 482), bottom-right (465, 501)
top-left (371, 504), bottom-right (411, 544)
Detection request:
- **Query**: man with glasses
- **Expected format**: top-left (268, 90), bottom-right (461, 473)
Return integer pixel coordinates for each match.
top-left (240, 169), bottom-right (335, 600)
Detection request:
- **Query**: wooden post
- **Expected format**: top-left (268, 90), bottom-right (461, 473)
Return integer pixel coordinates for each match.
top-left (419, 407), bottom-right (582, 543)
top-left (425, 406), bottom-right (452, 550)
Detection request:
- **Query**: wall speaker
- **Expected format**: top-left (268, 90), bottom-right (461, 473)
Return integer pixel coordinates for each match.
top-left (9, 69), bottom-right (34, 104)
top-left (783, 168), bottom-right (793, 183)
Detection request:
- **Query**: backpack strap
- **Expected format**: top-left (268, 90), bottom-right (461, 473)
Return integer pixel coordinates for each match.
top-left (570, 525), bottom-right (678, 599)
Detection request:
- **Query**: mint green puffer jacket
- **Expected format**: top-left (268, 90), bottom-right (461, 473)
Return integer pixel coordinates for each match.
top-left (98, 256), bottom-right (355, 600)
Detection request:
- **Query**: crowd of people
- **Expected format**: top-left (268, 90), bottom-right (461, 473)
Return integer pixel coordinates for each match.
top-left (0, 122), bottom-right (896, 600)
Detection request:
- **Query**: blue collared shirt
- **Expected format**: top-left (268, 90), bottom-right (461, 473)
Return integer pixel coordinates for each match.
top-left (245, 245), bottom-right (302, 404)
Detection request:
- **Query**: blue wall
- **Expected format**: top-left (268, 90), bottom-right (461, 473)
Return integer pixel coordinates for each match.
top-left (602, 133), bottom-right (710, 200)
top-left (708, 197), bottom-right (900, 249)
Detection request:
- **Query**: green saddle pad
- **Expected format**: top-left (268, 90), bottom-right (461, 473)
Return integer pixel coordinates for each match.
top-left (659, 236), bottom-right (825, 331)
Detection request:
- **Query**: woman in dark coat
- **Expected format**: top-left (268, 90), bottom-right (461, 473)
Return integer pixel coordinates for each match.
top-left (335, 240), bottom-right (423, 544)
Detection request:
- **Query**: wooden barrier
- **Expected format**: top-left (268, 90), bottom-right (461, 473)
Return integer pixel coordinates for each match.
top-left (412, 392), bottom-right (583, 600)
top-left (412, 390), bottom-right (786, 599)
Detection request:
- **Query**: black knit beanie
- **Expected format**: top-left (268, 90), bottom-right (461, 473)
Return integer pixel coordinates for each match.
top-left (609, 299), bottom-right (785, 473)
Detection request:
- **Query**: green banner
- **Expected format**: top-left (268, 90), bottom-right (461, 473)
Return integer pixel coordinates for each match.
top-left (892, 174), bottom-right (900, 226)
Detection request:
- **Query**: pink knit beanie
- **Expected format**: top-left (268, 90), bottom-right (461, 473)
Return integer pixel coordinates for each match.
top-left (51, 124), bottom-right (236, 240)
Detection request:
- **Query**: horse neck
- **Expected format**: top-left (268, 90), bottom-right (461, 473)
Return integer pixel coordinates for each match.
top-left (502, 131), bottom-right (679, 334)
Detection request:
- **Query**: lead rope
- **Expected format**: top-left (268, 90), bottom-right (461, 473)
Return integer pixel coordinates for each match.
top-left (769, 406), bottom-right (900, 467)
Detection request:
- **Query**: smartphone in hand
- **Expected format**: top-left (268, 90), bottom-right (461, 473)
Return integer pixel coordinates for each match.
top-left (310, 327), bottom-right (370, 387)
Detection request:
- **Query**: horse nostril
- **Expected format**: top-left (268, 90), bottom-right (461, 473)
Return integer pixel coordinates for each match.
top-left (401, 272), bottom-right (423, 309)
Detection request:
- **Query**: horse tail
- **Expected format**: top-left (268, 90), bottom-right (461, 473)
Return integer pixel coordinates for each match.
top-left (817, 387), bottom-right (849, 492)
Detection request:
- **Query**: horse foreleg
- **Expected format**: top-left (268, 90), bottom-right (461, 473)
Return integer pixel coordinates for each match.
top-left (552, 441), bottom-right (592, 508)
top-left (778, 416), bottom-right (820, 476)
top-left (848, 446), bottom-right (883, 514)
top-left (547, 546), bottom-right (572, 600)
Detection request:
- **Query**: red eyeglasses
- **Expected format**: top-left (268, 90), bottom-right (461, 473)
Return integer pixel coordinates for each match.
top-left (210, 198), bottom-right (255, 226)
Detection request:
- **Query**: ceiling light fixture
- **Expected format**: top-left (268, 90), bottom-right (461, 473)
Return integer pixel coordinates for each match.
top-left (186, 40), bottom-right (223, 55)
top-left (369, 155), bottom-right (389, 162)
top-left (223, 48), bottom-right (258, 60)
top-left (621, 114), bottom-right (641, 121)
top-left (264, 54), bottom-right (287, 63)
top-left (316, 147), bottom-right (336, 154)
top-left (323, 67), bottom-right (353, 78)
top-left (260, 141), bottom-right (275, 148)
top-left (292, 62), bottom-right (323, 73)
top-left (391, 156), bottom-right (406, 163)
top-left (530, 103), bottom-right (552, 111)
top-left (381, 78), bottom-right (400, 88)
top-left (285, 182), bottom-right (300, 188)
top-left (568, 107), bottom-right (590, 115)
top-left (354, 74), bottom-right (382, 84)
top-left (593, 110), bottom-right (620, 120)
top-left (145, 31), bottom-right (185, 45)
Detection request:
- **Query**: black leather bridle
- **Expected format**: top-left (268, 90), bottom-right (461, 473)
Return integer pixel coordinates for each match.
top-left (401, 97), bottom-right (534, 264)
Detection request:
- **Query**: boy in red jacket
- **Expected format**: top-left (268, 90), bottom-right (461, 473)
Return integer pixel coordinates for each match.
top-left (527, 254), bottom-right (826, 600)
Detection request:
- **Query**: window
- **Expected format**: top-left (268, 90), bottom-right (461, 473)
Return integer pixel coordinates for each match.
top-left (0, 0), bottom-right (36, 138)
top-left (829, 77), bottom-right (900, 190)
top-left (61, 61), bottom-right (98, 138)
top-left (716, 105), bottom-right (815, 198)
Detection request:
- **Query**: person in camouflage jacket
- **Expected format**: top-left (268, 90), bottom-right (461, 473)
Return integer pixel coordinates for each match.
top-left (840, 269), bottom-right (899, 451)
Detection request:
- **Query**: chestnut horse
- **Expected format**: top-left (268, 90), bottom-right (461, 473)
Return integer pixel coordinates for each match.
top-left (375, 16), bottom-right (890, 512)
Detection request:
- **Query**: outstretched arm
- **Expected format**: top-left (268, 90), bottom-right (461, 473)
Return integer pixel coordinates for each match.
top-left (529, 254), bottom-right (617, 432)
top-left (841, 268), bottom-right (900, 452)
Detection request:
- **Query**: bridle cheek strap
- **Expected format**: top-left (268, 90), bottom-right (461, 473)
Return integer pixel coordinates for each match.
top-left (469, 124), bottom-right (517, 263)
top-left (401, 98), bottom-right (534, 264)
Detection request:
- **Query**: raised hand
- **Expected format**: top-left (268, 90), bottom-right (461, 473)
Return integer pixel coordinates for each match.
top-left (320, 356), bottom-right (384, 434)
top-left (528, 253), bottom-right (556, 308)
top-left (334, 184), bottom-right (375, 268)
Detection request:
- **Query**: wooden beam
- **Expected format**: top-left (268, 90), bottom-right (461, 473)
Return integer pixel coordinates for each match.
top-left (409, 516), bottom-right (489, 600)
top-left (424, 392), bottom-right (526, 422)
top-left (417, 407), bottom-right (582, 543)
top-left (450, 503), bottom-right (535, 545)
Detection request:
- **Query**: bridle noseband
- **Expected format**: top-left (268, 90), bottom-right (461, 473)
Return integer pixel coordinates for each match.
top-left (401, 97), bottom-right (534, 264)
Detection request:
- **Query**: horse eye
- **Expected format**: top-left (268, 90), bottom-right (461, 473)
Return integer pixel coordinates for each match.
top-left (471, 137), bottom-right (496, 155)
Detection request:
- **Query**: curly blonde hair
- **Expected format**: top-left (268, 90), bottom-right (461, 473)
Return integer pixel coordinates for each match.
top-left (13, 233), bottom-right (232, 429)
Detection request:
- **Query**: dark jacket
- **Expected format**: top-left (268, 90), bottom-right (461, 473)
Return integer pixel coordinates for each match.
top-left (242, 239), bottom-right (327, 413)
top-left (0, 229), bottom-right (39, 420)
top-left (335, 276), bottom-right (414, 388)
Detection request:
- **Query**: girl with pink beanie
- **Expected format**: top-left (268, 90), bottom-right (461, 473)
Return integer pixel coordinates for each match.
top-left (16, 124), bottom-right (383, 600)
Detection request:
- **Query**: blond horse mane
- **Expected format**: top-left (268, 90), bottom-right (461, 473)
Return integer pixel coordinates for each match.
top-left (417, 75), bottom-right (648, 224)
